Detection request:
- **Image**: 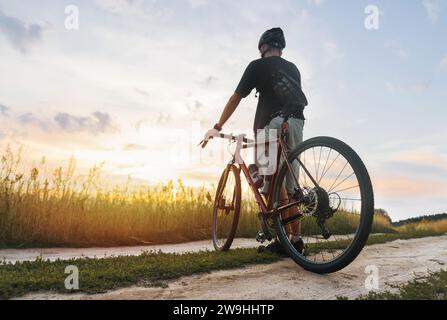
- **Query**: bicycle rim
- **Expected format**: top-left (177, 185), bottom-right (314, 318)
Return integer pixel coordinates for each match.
top-left (273, 137), bottom-right (374, 273)
top-left (212, 165), bottom-right (241, 251)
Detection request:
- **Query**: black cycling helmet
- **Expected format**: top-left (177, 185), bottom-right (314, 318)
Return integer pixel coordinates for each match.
top-left (258, 27), bottom-right (286, 50)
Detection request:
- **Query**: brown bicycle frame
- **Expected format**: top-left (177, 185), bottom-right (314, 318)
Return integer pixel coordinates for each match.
top-left (233, 131), bottom-right (308, 221)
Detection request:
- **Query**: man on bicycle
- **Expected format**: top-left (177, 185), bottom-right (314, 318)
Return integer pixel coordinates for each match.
top-left (203, 28), bottom-right (306, 254)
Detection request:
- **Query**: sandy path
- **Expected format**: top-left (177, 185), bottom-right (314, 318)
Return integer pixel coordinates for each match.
top-left (0, 239), bottom-right (259, 264)
top-left (1, 235), bottom-right (350, 264)
top-left (1, 235), bottom-right (359, 264)
top-left (17, 235), bottom-right (447, 300)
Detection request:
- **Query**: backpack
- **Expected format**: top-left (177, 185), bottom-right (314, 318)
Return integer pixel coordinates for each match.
top-left (272, 69), bottom-right (308, 117)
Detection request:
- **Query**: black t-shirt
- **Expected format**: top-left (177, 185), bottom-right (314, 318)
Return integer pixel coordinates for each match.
top-left (235, 56), bottom-right (304, 131)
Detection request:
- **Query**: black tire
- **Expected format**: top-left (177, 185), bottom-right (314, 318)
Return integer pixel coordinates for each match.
top-left (212, 164), bottom-right (241, 251)
top-left (273, 137), bottom-right (374, 274)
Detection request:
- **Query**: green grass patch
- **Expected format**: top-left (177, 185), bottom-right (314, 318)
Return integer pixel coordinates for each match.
top-left (366, 230), bottom-right (446, 245)
top-left (358, 269), bottom-right (447, 300)
top-left (1, 230), bottom-right (446, 300)
top-left (0, 249), bottom-right (281, 300)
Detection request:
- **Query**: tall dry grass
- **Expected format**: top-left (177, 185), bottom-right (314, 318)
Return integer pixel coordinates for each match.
top-left (0, 146), bottom-right (259, 247)
top-left (396, 219), bottom-right (447, 234)
top-left (0, 146), bottom-right (395, 247)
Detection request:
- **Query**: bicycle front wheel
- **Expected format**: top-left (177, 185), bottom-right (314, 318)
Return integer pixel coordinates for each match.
top-left (212, 164), bottom-right (241, 251)
top-left (273, 137), bottom-right (374, 273)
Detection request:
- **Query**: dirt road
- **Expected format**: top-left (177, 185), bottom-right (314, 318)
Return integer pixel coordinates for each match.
top-left (15, 235), bottom-right (447, 300)
top-left (0, 239), bottom-right (259, 264)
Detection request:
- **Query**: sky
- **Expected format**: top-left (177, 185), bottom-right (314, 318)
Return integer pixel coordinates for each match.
top-left (0, 0), bottom-right (446, 220)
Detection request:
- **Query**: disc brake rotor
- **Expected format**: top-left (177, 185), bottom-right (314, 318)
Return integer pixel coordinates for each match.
top-left (300, 187), bottom-right (334, 219)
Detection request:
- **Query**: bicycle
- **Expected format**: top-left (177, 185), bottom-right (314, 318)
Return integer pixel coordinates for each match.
top-left (200, 117), bottom-right (374, 274)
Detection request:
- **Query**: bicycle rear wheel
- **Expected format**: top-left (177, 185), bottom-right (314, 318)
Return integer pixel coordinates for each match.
top-left (273, 137), bottom-right (374, 273)
top-left (212, 164), bottom-right (241, 251)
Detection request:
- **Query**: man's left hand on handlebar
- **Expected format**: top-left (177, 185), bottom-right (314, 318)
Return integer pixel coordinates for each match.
top-left (200, 124), bottom-right (222, 148)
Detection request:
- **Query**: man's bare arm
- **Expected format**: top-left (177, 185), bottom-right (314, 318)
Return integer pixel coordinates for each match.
top-left (216, 93), bottom-right (242, 129)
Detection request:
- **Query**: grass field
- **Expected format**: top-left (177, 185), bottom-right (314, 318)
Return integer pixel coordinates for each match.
top-left (1, 230), bottom-right (444, 300)
top-left (0, 147), bottom-right (397, 248)
top-left (396, 219), bottom-right (447, 234)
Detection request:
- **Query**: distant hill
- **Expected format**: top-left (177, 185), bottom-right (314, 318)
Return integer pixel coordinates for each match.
top-left (392, 213), bottom-right (447, 227)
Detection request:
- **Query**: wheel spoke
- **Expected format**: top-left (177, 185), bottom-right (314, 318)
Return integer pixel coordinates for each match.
top-left (328, 160), bottom-right (349, 192)
top-left (337, 197), bottom-right (362, 201)
top-left (318, 148), bottom-right (332, 185)
top-left (319, 152), bottom-right (341, 184)
top-left (328, 171), bottom-right (356, 193)
top-left (316, 146), bottom-right (323, 182)
top-left (332, 185), bottom-right (360, 194)
top-left (303, 151), bottom-right (308, 186)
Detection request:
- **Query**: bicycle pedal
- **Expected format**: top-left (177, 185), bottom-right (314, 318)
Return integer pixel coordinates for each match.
top-left (322, 228), bottom-right (332, 240)
top-left (256, 231), bottom-right (267, 244)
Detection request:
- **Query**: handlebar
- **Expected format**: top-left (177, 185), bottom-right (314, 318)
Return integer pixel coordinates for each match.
top-left (199, 116), bottom-right (292, 149)
top-left (199, 133), bottom-right (255, 149)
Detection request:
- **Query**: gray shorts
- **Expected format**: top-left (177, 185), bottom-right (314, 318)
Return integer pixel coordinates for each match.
top-left (259, 116), bottom-right (304, 195)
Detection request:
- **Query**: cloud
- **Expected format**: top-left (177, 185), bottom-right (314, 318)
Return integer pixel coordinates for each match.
top-left (18, 113), bottom-right (50, 130)
top-left (96, 0), bottom-right (138, 14)
top-left (384, 41), bottom-right (408, 59)
top-left (0, 104), bottom-right (10, 116)
top-left (123, 144), bottom-right (148, 151)
top-left (133, 113), bottom-right (173, 132)
top-left (389, 147), bottom-right (447, 172)
top-left (200, 76), bottom-right (218, 88)
top-left (307, 0), bottom-right (325, 6)
top-left (423, 0), bottom-right (441, 23)
top-left (188, 0), bottom-right (209, 8)
top-left (133, 87), bottom-right (150, 97)
top-left (440, 55), bottom-right (447, 68)
top-left (187, 100), bottom-right (203, 113)
top-left (156, 113), bottom-right (171, 125)
top-left (322, 41), bottom-right (344, 65)
top-left (375, 176), bottom-right (447, 198)
top-left (134, 119), bottom-right (146, 132)
top-left (0, 9), bottom-right (45, 53)
top-left (386, 81), bottom-right (431, 93)
top-left (95, 0), bottom-right (167, 18)
top-left (54, 111), bottom-right (118, 134)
